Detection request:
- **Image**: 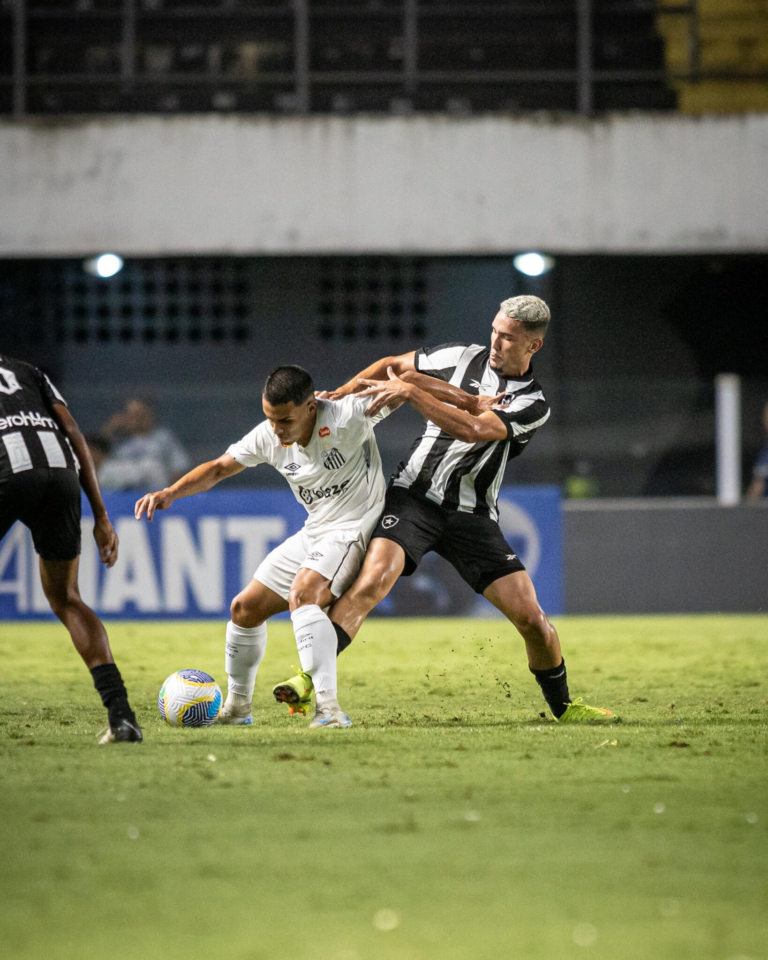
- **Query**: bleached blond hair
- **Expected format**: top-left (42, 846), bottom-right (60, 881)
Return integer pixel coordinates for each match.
top-left (500, 295), bottom-right (550, 336)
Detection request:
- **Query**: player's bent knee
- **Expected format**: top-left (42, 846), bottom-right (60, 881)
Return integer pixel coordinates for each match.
top-left (46, 586), bottom-right (83, 618)
top-left (230, 594), bottom-right (265, 628)
top-left (508, 605), bottom-right (547, 636)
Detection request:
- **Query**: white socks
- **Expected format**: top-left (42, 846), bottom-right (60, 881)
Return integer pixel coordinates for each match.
top-left (291, 604), bottom-right (338, 705)
top-left (224, 620), bottom-right (267, 702)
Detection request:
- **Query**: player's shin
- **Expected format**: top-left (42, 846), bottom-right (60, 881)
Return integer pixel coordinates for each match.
top-left (291, 604), bottom-right (339, 707)
top-left (223, 620), bottom-right (267, 714)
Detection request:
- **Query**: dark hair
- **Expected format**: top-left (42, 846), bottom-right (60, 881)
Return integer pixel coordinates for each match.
top-left (263, 365), bottom-right (314, 407)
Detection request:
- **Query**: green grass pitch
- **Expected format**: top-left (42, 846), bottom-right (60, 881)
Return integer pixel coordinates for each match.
top-left (1, 615), bottom-right (767, 960)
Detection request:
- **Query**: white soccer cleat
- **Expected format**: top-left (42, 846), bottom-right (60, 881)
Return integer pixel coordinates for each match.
top-left (217, 700), bottom-right (254, 726)
top-left (309, 703), bottom-right (353, 729)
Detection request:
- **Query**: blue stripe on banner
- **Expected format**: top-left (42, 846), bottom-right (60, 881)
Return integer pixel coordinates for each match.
top-left (0, 487), bottom-right (562, 619)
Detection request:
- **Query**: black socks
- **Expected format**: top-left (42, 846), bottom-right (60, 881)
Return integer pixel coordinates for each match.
top-left (91, 663), bottom-right (135, 726)
top-left (333, 622), bottom-right (352, 657)
top-left (531, 659), bottom-right (570, 718)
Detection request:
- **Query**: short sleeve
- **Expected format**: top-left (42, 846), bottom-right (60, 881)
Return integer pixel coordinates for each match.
top-left (226, 422), bottom-right (272, 468)
top-left (39, 371), bottom-right (67, 408)
top-left (492, 394), bottom-right (551, 441)
top-left (414, 343), bottom-right (470, 382)
top-left (331, 396), bottom-right (391, 436)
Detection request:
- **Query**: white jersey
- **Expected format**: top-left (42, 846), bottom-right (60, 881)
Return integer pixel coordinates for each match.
top-left (226, 397), bottom-right (390, 537)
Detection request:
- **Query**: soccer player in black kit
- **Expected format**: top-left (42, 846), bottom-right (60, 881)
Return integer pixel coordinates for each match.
top-left (0, 355), bottom-right (142, 743)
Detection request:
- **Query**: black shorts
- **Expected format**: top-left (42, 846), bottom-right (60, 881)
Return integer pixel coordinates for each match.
top-left (371, 485), bottom-right (525, 594)
top-left (0, 468), bottom-right (82, 561)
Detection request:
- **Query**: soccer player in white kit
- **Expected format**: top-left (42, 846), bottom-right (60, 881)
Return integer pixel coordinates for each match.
top-left (134, 365), bottom-right (392, 728)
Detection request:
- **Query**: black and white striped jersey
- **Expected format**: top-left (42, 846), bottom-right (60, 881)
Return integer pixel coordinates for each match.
top-left (391, 342), bottom-right (550, 520)
top-left (0, 356), bottom-right (78, 482)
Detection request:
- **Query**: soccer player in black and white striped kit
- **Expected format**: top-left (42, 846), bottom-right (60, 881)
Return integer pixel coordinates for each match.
top-left (315, 296), bottom-right (614, 723)
top-left (0, 355), bottom-right (141, 742)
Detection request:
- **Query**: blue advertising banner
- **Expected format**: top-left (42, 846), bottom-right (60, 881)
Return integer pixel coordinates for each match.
top-left (0, 486), bottom-right (562, 620)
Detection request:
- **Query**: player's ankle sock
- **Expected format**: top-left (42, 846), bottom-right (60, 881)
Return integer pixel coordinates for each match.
top-left (316, 689), bottom-right (340, 709)
top-left (91, 663), bottom-right (136, 725)
top-left (333, 622), bottom-right (352, 657)
top-left (531, 659), bottom-right (570, 718)
top-left (292, 604), bottom-right (338, 696)
top-left (225, 621), bottom-right (267, 699)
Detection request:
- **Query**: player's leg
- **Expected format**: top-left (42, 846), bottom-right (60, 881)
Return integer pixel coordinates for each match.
top-left (218, 577), bottom-right (288, 725)
top-left (439, 511), bottom-right (615, 723)
top-left (283, 566), bottom-right (352, 727)
top-left (25, 469), bottom-right (141, 743)
top-left (39, 557), bottom-right (142, 742)
top-left (483, 572), bottom-right (614, 722)
top-left (329, 486), bottom-right (444, 646)
top-left (328, 537), bottom-right (407, 642)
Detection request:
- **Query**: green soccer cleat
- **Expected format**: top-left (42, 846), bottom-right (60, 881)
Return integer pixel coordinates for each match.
top-left (272, 669), bottom-right (314, 717)
top-left (555, 697), bottom-right (616, 724)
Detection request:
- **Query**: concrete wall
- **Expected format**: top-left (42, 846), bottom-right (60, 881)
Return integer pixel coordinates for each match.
top-left (564, 500), bottom-right (768, 614)
top-left (2, 114), bottom-right (767, 256)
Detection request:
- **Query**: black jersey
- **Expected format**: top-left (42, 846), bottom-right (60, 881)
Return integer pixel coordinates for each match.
top-left (391, 342), bottom-right (549, 521)
top-left (0, 356), bottom-right (78, 483)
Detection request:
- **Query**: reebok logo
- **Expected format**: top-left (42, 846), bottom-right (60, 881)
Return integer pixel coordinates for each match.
top-left (0, 411), bottom-right (56, 432)
top-left (381, 515), bottom-right (399, 529)
top-left (506, 554), bottom-right (517, 561)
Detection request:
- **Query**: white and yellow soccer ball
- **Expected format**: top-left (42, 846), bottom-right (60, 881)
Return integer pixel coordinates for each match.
top-left (158, 670), bottom-right (222, 727)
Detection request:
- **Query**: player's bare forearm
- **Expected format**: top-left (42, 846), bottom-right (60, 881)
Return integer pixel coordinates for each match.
top-left (405, 386), bottom-right (506, 443)
top-left (399, 370), bottom-right (481, 413)
top-left (324, 352), bottom-right (416, 398)
top-left (52, 404), bottom-right (108, 520)
top-left (135, 455), bottom-right (244, 521)
top-left (359, 371), bottom-right (507, 443)
top-left (168, 457), bottom-right (243, 500)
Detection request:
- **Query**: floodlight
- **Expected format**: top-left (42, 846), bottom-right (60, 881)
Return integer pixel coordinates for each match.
top-left (84, 253), bottom-right (124, 278)
top-left (513, 252), bottom-right (555, 277)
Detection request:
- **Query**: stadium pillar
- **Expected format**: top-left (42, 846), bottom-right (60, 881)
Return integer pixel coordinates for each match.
top-left (12, 0), bottom-right (26, 118)
top-left (576, 0), bottom-right (593, 115)
top-left (715, 373), bottom-right (742, 506)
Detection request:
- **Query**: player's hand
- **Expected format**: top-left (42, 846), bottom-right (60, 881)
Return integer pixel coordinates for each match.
top-left (134, 489), bottom-right (174, 522)
top-left (93, 516), bottom-right (119, 567)
top-left (357, 367), bottom-right (412, 417)
top-left (474, 392), bottom-right (507, 415)
top-left (315, 384), bottom-right (353, 401)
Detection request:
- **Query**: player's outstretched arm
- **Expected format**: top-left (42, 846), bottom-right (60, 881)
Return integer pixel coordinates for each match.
top-left (317, 351), bottom-right (416, 400)
top-left (134, 454), bottom-right (244, 521)
top-left (51, 403), bottom-right (119, 567)
top-left (358, 369), bottom-right (508, 444)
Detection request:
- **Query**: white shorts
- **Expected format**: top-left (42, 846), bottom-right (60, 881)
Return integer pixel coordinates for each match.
top-left (253, 528), bottom-right (366, 602)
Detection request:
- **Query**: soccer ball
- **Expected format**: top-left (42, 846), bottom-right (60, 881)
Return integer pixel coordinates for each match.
top-left (158, 670), bottom-right (222, 727)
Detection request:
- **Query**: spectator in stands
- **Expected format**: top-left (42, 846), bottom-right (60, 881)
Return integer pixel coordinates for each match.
top-left (747, 401), bottom-right (768, 501)
top-left (98, 398), bottom-right (190, 492)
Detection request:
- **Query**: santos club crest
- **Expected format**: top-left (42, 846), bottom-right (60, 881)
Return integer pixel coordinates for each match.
top-left (322, 448), bottom-right (346, 470)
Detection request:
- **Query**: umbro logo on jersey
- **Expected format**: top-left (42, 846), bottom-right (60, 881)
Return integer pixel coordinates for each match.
top-left (284, 462), bottom-right (301, 475)
top-left (319, 426), bottom-right (330, 438)
top-left (307, 551), bottom-right (324, 561)
top-left (381, 515), bottom-right (399, 529)
top-left (322, 448), bottom-right (346, 471)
